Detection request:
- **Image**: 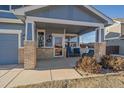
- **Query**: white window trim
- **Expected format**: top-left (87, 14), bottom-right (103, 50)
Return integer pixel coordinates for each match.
top-left (52, 34), bottom-right (64, 57)
top-left (37, 29), bottom-right (45, 48)
top-left (37, 29), bottom-right (54, 48)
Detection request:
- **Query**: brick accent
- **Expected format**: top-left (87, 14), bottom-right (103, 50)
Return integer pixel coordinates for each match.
top-left (37, 48), bottom-right (66, 60)
top-left (63, 48), bottom-right (66, 57)
top-left (19, 48), bottom-right (24, 64)
top-left (94, 42), bottom-right (106, 62)
top-left (24, 41), bottom-right (36, 69)
top-left (37, 48), bottom-right (53, 60)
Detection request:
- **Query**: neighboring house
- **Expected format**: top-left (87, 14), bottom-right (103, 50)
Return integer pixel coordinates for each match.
top-left (105, 18), bottom-right (124, 55)
top-left (0, 5), bottom-right (113, 69)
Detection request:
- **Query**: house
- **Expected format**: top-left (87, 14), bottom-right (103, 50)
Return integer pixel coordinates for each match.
top-left (105, 18), bottom-right (124, 55)
top-left (0, 5), bottom-right (113, 69)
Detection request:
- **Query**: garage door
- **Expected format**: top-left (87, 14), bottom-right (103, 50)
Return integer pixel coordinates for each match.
top-left (0, 34), bottom-right (18, 65)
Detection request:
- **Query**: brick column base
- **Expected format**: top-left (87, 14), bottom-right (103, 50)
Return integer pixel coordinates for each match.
top-left (63, 48), bottom-right (66, 57)
top-left (94, 42), bottom-right (106, 63)
top-left (19, 48), bottom-right (24, 64)
top-left (24, 41), bottom-right (36, 70)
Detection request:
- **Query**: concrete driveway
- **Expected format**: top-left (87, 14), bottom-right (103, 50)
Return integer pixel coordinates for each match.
top-left (0, 57), bottom-right (82, 88)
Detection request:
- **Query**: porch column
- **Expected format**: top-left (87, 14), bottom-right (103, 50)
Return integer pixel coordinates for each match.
top-left (95, 28), bottom-right (105, 43)
top-left (63, 29), bottom-right (66, 57)
top-left (77, 35), bottom-right (80, 47)
top-left (24, 21), bottom-right (36, 69)
top-left (94, 27), bottom-right (106, 63)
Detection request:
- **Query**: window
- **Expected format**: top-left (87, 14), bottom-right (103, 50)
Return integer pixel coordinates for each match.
top-left (45, 31), bottom-right (52, 47)
top-left (37, 30), bottom-right (53, 48)
top-left (38, 32), bottom-right (45, 48)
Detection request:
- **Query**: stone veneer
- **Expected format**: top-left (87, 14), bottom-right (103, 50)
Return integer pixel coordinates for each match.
top-left (19, 48), bottom-right (24, 64)
top-left (94, 42), bottom-right (106, 63)
top-left (24, 41), bottom-right (36, 69)
top-left (37, 48), bottom-right (53, 60)
top-left (37, 48), bottom-right (66, 60)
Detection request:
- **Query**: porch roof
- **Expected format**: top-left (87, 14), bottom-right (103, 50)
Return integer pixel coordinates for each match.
top-left (36, 22), bottom-right (96, 35)
top-left (13, 5), bottom-right (113, 25)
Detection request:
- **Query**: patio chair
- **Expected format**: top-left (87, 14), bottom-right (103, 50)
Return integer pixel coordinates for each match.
top-left (82, 49), bottom-right (94, 58)
top-left (73, 48), bottom-right (81, 57)
top-left (66, 47), bottom-right (74, 57)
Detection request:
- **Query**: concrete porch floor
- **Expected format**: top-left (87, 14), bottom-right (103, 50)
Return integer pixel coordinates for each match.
top-left (0, 57), bottom-right (82, 88)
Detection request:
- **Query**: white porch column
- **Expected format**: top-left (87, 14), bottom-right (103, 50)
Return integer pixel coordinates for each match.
top-left (63, 29), bottom-right (66, 57)
top-left (95, 27), bottom-right (106, 62)
top-left (95, 27), bottom-right (105, 43)
top-left (25, 22), bottom-right (35, 41)
top-left (77, 35), bottom-right (80, 47)
top-left (24, 21), bottom-right (36, 69)
top-left (63, 29), bottom-right (66, 48)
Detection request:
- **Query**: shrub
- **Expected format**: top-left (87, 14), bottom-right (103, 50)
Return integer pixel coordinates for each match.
top-left (75, 56), bottom-right (102, 74)
top-left (101, 55), bottom-right (124, 71)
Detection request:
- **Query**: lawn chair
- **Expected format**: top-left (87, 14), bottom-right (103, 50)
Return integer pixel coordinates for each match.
top-left (66, 47), bottom-right (74, 57)
top-left (73, 48), bottom-right (81, 57)
top-left (82, 49), bottom-right (94, 58)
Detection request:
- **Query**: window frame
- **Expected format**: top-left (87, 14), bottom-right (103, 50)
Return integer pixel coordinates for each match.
top-left (37, 29), bottom-right (54, 48)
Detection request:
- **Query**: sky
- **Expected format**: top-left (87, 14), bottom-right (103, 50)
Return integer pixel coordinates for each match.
top-left (94, 5), bottom-right (124, 18)
top-left (81, 5), bottom-right (124, 43)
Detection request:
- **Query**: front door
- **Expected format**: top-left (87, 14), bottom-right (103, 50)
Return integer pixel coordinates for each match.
top-left (53, 34), bottom-right (64, 57)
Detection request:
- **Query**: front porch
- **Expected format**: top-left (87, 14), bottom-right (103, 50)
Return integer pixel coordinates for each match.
top-left (35, 22), bottom-right (96, 59)
top-left (36, 57), bottom-right (80, 70)
top-left (24, 17), bottom-right (106, 69)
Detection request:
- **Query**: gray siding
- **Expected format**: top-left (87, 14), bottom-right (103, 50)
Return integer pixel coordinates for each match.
top-left (106, 39), bottom-right (124, 55)
top-left (0, 23), bottom-right (25, 47)
top-left (27, 23), bottom-right (32, 40)
top-left (26, 6), bottom-right (106, 23)
top-left (0, 11), bottom-right (17, 19)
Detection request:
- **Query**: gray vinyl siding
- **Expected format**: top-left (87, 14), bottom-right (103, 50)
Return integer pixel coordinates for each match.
top-left (26, 6), bottom-right (106, 23)
top-left (0, 11), bottom-right (17, 19)
top-left (106, 39), bottom-right (124, 55)
top-left (27, 23), bottom-right (32, 40)
top-left (0, 23), bottom-right (25, 47)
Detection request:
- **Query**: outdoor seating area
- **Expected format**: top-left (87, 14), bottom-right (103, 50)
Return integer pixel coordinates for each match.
top-left (66, 47), bottom-right (81, 57)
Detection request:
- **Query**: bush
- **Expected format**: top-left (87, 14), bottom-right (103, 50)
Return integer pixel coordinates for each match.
top-left (101, 55), bottom-right (124, 71)
top-left (75, 56), bottom-right (101, 74)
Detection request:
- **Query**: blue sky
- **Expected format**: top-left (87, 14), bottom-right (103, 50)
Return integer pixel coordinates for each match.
top-left (94, 5), bottom-right (124, 18)
top-left (81, 5), bottom-right (124, 43)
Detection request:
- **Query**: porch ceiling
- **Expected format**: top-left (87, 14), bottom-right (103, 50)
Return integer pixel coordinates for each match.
top-left (36, 22), bottom-right (96, 34)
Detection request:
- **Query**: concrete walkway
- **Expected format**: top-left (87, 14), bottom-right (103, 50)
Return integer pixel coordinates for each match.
top-left (0, 57), bottom-right (82, 88)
